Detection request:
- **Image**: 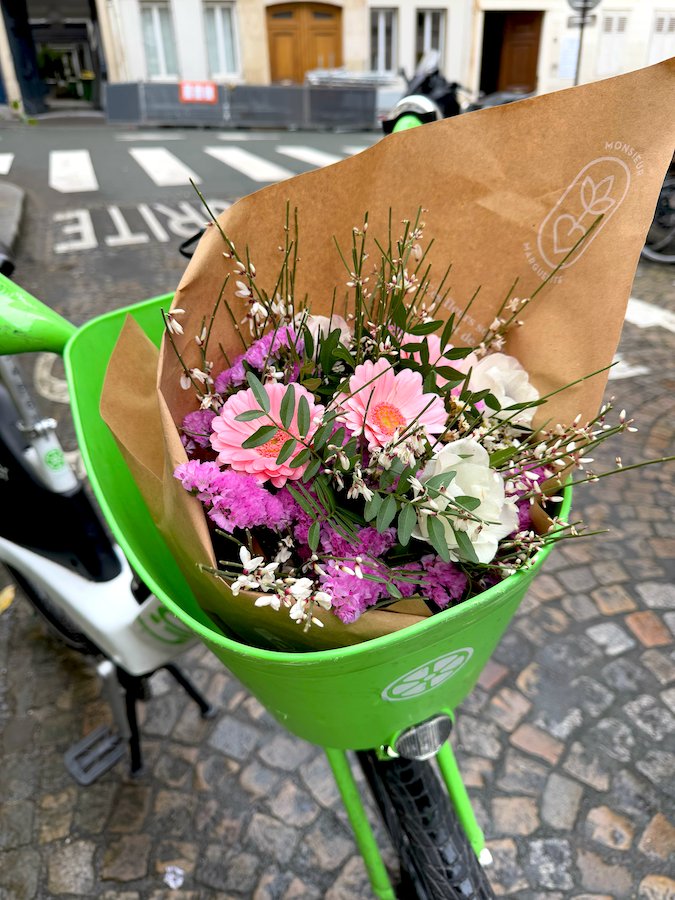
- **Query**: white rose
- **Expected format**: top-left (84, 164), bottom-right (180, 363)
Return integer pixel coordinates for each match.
top-left (460, 352), bottom-right (539, 428)
top-left (295, 314), bottom-right (352, 357)
top-left (412, 438), bottom-right (518, 564)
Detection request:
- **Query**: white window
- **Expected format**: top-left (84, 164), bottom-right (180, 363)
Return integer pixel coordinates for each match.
top-left (416, 9), bottom-right (445, 66)
top-left (597, 13), bottom-right (627, 77)
top-left (140, 2), bottom-right (179, 78)
top-left (204, 3), bottom-right (239, 77)
top-left (648, 12), bottom-right (675, 65)
top-left (370, 8), bottom-right (397, 74)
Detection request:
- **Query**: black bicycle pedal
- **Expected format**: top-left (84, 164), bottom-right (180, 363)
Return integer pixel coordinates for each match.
top-left (64, 724), bottom-right (126, 785)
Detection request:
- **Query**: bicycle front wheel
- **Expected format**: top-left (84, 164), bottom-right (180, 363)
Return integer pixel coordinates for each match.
top-left (357, 750), bottom-right (495, 900)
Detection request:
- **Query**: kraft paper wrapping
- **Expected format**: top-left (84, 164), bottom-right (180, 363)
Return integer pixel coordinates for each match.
top-left (102, 60), bottom-right (675, 652)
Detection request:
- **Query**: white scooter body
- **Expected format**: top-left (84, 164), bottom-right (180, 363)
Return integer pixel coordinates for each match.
top-left (0, 538), bottom-right (198, 676)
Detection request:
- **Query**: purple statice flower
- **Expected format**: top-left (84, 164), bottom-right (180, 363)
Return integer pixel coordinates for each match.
top-left (207, 469), bottom-right (294, 533)
top-left (214, 327), bottom-right (304, 394)
top-left (182, 409), bottom-right (216, 449)
top-left (174, 460), bottom-right (221, 496)
top-left (320, 561), bottom-right (386, 623)
top-left (393, 555), bottom-right (467, 610)
top-left (215, 359), bottom-right (246, 392)
top-left (419, 555), bottom-right (468, 609)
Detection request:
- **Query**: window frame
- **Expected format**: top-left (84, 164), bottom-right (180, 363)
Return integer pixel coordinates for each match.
top-left (370, 7), bottom-right (398, 74)
top-left (140, 1), bottom-right (180, 80)
top-left (415, 8), bottom-right (446, 67)
top-left (203, 1), bottom-right (241, 80)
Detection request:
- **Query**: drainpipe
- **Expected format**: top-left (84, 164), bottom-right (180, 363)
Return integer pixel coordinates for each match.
top-left (94, 0), bottom-right (120, 83)
top-left (0, 3), bottom-right (23, 115)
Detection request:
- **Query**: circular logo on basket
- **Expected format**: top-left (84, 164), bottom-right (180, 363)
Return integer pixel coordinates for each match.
top-left (381, 648), bottom-right (474, 702)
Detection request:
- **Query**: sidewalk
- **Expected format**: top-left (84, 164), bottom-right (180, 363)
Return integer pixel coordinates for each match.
top-left (1, 261), bottom-right (674, 900)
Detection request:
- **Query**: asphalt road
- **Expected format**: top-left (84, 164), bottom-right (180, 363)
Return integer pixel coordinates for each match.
top-left (0, 121), bottom-right (380, 326)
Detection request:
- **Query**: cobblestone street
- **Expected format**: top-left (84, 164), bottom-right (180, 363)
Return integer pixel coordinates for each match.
top-left (1, 259), bottom-right (675, 900)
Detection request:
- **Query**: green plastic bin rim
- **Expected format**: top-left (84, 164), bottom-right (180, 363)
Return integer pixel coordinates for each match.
top-left (65, 295), bottom-right (572, 667)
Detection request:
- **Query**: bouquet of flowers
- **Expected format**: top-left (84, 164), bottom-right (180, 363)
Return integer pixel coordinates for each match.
top-left (167, 206), bottom-right (636, 632)
top-left (100, 58), bottom-right (675, 651)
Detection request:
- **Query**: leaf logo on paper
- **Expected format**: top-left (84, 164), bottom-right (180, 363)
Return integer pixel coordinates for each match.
top-left (381, 648), bottom-right (474, 701)
top-left (538, 157), bottom-right (630, 270)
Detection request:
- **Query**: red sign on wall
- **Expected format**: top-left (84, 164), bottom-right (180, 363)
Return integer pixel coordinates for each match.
top-left (179, 81), bottom-right (218, 104)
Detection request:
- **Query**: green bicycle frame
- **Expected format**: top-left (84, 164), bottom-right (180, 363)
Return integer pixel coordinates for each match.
top-left (0, 275), bottom-right (570, 899)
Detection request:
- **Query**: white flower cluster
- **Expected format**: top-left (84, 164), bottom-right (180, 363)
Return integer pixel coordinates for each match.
top-left (231, 548), bottom-right (332, 629)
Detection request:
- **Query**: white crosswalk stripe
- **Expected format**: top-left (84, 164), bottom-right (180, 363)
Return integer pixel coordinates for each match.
top-left (204, 146), bottom-right (294, 182)
top-left (0, 153), bottom-right (14, 175)
top-left (49, 150), bottom-right (99, 193)
top-left (115, 132), bottom-right (186, 141)
top-left (129, 147), bottom-right (202, 186)
top-left (216, 133), bottom-right (282, 141)
top-left (342, 145), bottom-right (369, 156)
top-left (276, 146), bottom-right (343, 167)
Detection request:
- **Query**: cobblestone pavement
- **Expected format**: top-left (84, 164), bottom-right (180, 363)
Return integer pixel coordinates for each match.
top-left (2, 261), bottom-right (675, 900)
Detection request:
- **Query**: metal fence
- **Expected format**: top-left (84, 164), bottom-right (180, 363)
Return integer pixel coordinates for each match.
top-left (105, 83), bottom-right (376, 130)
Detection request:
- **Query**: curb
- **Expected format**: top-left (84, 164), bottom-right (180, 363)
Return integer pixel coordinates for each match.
top-left (0, 182), bottom-right (25, 253)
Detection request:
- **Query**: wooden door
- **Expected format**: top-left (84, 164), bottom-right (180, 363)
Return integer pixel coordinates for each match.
top-left (497, 12), bottom-right (542, 92)
top-left (267, 3), bottom-right (342, 83)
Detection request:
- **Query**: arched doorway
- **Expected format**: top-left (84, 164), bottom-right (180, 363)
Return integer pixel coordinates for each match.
top-left (266, 3), bottom-right (342, 84)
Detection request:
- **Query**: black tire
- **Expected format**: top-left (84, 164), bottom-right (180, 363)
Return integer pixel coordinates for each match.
top-left (641, 176), bottom-right (675, 263)
top-left (357, 751), bottom-right (495, 900)
top-left (6, 565), bottom-right (102, 656)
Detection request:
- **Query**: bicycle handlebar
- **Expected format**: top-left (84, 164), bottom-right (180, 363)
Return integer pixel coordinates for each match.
top-left (0, 273), bottom-right (76, 356)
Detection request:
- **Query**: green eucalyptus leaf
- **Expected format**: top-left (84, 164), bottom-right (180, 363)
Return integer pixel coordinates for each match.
top-left (246, 372), bottom-right (270, 413)
top-left (242, 424), bottom-right (277, 449)
top-left (297, 395), bottom-right (310, 437)
top-left (234, 409), bottom-right (267, 422)
top-left (443, 347), bottom-right (474, 360)
top-left (425, 471), bottom-right (457, 491)
top-left (453, 526), bottom-right (479, 563)
top-left (377, 494), bottom-right (397, 533)
top-left (386, 581), bottom-right (402, 599)
top-left (454, 495), bottom-right (481, 511)
top-left (308, 521), bottom-right (320, 552)
top-left (364, 492), bottom-right (382, 522)
top-left (440, 314), bottom-right (455, 351)
top-left (409, 320), bottom-right (443, 336)
top-left (275, 438), bottom-right (297, 465)
top-left (280, 384), bottom-right (295, 430)
top-left (302, 458), bottom-right (322, 483)
top-left (312, 422), bottom-right (333, 453)
top-left (289, 447), bottom-right (312, 469)
top-left (397, 503), bottom-right (417, 547)
top-left (427, 514), bottom-right (451, 562)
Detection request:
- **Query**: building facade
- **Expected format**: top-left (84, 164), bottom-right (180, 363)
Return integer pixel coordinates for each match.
top-left (2, 0), bottom-right (675, 112)
top-left (93, 0), bottom-right (675, 89)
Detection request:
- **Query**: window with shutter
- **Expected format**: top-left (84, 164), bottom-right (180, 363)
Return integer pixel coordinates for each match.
top-left (597, 12), bottom-right (627, 76)
top-left (648, 11), bottom-right (675, 65)
top-left (370, 8), bottom-right (397, 73)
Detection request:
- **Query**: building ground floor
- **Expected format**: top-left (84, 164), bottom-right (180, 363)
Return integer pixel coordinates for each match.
top-left (1, 0), bottom-right (675, 119)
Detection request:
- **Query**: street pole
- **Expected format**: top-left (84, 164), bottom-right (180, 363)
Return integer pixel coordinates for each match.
top-left (574, 0), bottom-right (590, 86)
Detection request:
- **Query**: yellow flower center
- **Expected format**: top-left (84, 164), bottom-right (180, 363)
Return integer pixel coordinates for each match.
top-left (258, 429), bottom-right (291, 459)
top-left (371, 402), bottom-right (406, 436)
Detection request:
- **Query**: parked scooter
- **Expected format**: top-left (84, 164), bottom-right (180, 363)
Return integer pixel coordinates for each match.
top-left (382, 50), bottom-right (533, 134)
top-left (382, 50), bottom-right (470, 133)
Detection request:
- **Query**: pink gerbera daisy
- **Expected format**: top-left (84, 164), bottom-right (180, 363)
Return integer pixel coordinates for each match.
top-left (339, 358), bottom-right (447, 450)
top-left (211, 383), bottom-right (324, 488)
